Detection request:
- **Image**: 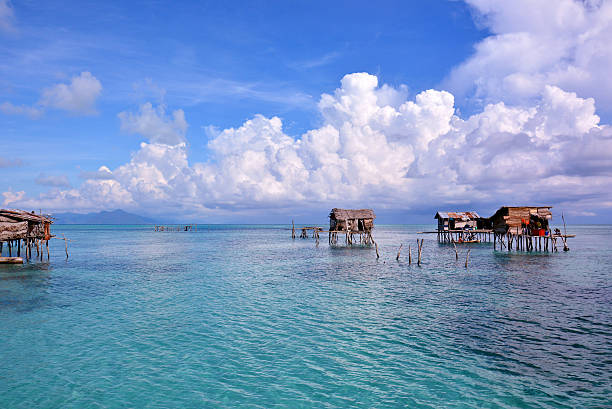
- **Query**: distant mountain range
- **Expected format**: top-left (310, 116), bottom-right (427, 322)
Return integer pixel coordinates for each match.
top-left (52, 209), bottom-right (155, 224)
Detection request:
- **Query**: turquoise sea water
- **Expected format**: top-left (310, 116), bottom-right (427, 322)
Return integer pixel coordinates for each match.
top-left (0, 224), bottom-right (610, 408)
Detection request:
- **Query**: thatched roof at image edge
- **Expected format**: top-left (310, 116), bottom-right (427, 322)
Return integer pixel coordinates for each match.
top-left (0, 209), bottom-right (53, 224)
top-left (329, 208), bottom-right (375, 220)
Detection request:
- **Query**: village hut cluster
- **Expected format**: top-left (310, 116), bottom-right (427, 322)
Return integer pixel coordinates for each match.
top-left (0, 203), bottom-right (575, 267)
top-left (291, 205), bottom-right (573, 254)
top-left (0, 209), bottom-right (54, 264)
top-left (433, 206), bottom-right (573, 252)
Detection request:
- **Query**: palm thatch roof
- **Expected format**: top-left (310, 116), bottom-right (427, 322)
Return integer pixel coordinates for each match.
top-left (0, 209), bottom-right (53, 224)
top-left (329, 208), bottom-right (375, 220)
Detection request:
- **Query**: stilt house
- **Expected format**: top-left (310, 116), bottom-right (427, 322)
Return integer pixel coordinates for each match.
top-left (329, 208), bottom-right (375, 232)
top-left (434, 211), bottom-right (482, 231)
top-left (490, 206), bottom-right (552, 235)
top-left (0, 209), bottom-right (53, 242)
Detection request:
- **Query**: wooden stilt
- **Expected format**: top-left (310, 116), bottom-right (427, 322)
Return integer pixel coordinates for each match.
top-left (562, 213), bottom-right (570, 251)
top-left (63, 234), bottom-right (69, 260)
top-left (465, 249), bottom-right (470, 268)
top-left (396, 244), bottom-right (402, 261)
top-left (417, 239), bottom-right (423, 266)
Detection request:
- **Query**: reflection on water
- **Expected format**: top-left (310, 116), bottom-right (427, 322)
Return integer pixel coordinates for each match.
top-left (0, 224), bottom-right (610, 408)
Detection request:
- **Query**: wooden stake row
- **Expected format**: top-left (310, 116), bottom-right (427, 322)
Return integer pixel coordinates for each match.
top-left (0, 237), bottom-right (54, 262)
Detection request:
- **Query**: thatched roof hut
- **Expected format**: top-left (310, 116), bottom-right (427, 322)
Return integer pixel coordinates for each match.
top-left (490, 206), bottom-right (552, 233)
top-left (329, 208), bottom-right (375, 232)
top-left (0, 209), bottom-right (53, 242)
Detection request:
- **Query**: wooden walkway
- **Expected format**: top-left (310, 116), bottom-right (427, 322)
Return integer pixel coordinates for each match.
top-left (419, 229), bottom-right (494, 243)
top-left (419, 228), bottom-right (574, 252)
top-left (291, 225), bottom-right (374, 245)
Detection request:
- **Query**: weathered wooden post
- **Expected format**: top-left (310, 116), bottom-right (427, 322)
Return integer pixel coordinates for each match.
top-left (452, 241), bottom-right (458, 260)
top-left (374, 241), bottom-right (380, 259)
top-left (562, 213), bottom-right (570, 251)
top-left (465, 249), bottom-right (470, 268)
top-left (417, 239), bottom-right (423, 266)
top-left (396, 244), bottom-right (402, 261)
top-left (408, 245), bottom-right (412, 265)
top-left (62, 234), bottom-right (69, 260)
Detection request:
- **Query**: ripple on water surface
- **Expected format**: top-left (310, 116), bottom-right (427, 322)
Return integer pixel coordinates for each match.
top-left (0, 224), bottom-right (611, 408)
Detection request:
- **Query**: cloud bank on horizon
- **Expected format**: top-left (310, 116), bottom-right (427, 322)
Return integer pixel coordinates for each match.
top-left (3, 0), bottom-right (612, 220)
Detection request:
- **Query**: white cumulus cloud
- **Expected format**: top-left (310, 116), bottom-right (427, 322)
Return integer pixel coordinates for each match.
top-left (39, 71), bottom-right (102, 115)
top-left (446, 0), bottom-right (612, 114)
top-left (1, 72), bottom-right (102, 118)
top-left (118, 103), bottom-right (187, 145)
top-left (2, 190), bottom-right (24, 207)
top-left (21, 72), bottom-right (609, 219)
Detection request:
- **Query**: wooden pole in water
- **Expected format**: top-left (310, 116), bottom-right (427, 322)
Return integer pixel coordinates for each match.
top-left (452, 241), bottom-right (458, 260)
top-left (46, 240), bottom-right (49, 260)
top-left (465, 249), bottom-right (470, 268)
top-left (561, 212), bottom-right (570, 251)
top-left (292, 220), bottom-right (295, 239)
top-left (417, 239), bottom-right (423, 266)
top-left (62, 234), bottom-right (69, 260)
top-left (396, 244), bottom-right (402, 261)
top-left (375, 241), bottom-right (380, 259)
top-left (539, 236), bottom-right (542, 251)
top-left (408, 245), bottom-right (412, 265)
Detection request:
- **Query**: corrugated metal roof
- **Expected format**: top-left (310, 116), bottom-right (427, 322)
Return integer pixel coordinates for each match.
top-left (434, 211), bottom-right (480, 220)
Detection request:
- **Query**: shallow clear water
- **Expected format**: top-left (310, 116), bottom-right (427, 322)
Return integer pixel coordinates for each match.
top-left (1, 224), bottom-right (610, 408)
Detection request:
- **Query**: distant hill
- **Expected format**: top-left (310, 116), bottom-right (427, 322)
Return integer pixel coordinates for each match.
top-left (53, 209), bottom-right (155, 224)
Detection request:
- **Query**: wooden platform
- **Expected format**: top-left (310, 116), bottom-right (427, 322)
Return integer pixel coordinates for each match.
top-left (0, 257), bottom-right (23, 264)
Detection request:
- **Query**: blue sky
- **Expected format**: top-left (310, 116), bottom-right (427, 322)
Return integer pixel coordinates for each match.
top-left (2, 0), bottom-right (612, 223)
